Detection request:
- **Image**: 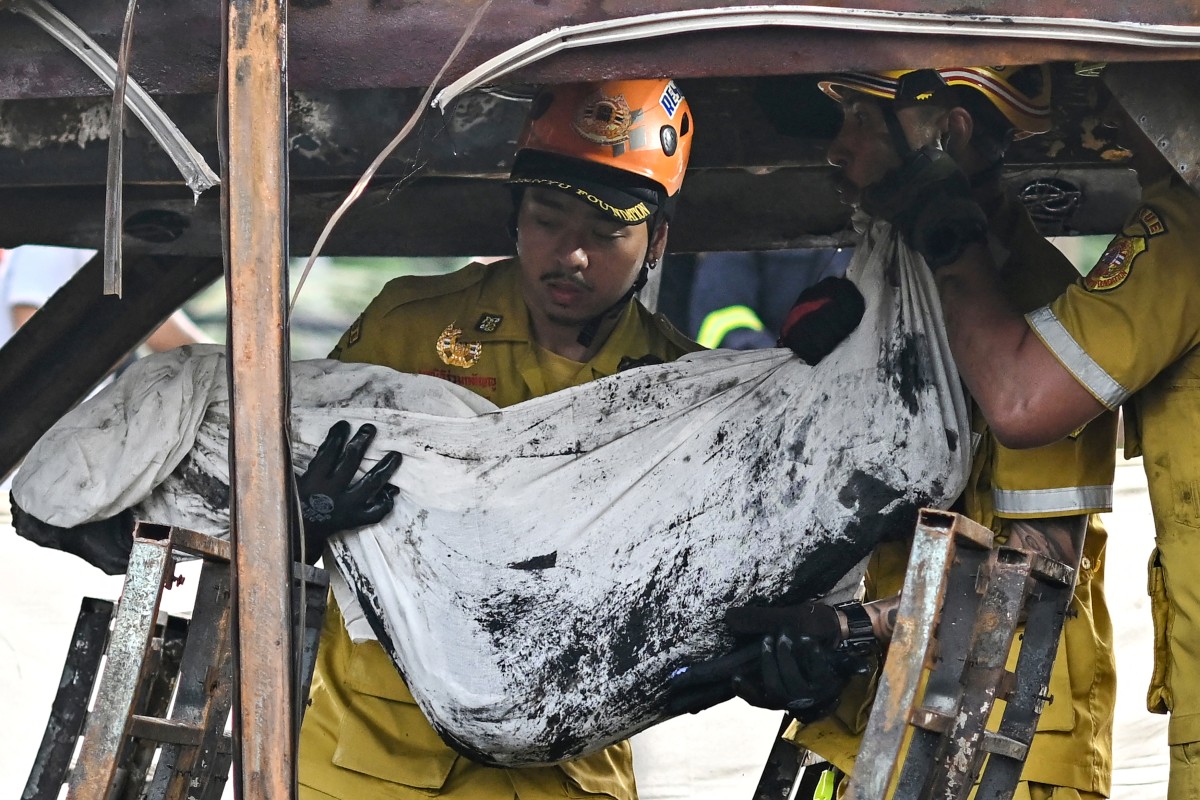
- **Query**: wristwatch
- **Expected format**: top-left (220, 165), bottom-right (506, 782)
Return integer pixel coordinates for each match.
top-left (834, 601), bottom-right (877, 655)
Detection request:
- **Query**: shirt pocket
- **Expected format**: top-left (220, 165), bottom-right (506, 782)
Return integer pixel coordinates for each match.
top-left (332, 644), bottom-right (459, 789)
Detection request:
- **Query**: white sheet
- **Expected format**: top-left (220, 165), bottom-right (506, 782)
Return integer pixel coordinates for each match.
top-left (14, 221), bottom-right (969, 766)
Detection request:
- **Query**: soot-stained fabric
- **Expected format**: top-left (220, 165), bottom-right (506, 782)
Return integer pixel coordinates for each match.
top-left (13, 221), bottom-right (969, 767)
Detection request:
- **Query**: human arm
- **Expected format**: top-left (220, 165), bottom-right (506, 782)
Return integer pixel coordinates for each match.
top-left (665, 600), bottom-right (876, 720)
top-left (931, 246), bottom-right (1107, 448)
top-left (862, 148), bottom-right (1106, 447)
top-left (142, 309), bottom-right (213, 351)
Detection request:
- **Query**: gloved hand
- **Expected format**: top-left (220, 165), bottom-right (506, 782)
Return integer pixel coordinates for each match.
top-left (724, 602), bottom-right (873, 723)
top-left (663, 641), bottom-right (761, 716)
top-left (731, 632), bottom-right (871, 723)
top-left (664, 602), bottom-right (870, 719)
top-left (861, 145), bottom-right (988, 269)
top-left (778, 277), bottom-right (866, 365)
top-left (295, 421), bottom-right (402, 564)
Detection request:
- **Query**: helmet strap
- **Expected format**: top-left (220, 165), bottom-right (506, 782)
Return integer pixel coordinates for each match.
top-left (880, 103), bottom-right (914, 160)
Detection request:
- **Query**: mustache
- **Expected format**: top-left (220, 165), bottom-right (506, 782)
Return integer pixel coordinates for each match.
top-left (541, 271), bottom-right (592, 291)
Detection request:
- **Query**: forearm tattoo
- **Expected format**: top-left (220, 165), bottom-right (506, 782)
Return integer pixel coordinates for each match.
top-left (1005, 515), bottom-right (1087, 568)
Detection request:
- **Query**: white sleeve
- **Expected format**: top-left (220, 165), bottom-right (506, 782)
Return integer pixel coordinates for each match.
top-left (5, 246), bottom-right (97, 307)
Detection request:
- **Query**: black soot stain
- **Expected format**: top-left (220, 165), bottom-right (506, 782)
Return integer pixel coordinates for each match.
top-left (176, 455), bottom-right (229, 510)
top-left (508, 551), bottom-right (557, 570)
top-left (780, 469), bottom-right (918, 598)
top-left (879, 331), bottom-right (930, 415)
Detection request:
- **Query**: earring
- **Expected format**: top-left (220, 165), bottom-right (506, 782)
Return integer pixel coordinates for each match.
top-left (647, 258), bottom-right (659, 270)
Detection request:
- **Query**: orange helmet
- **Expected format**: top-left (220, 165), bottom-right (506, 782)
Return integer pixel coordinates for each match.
top-left (819, 65), bottom-right (1051, 139)
top-left (509, 79), bottom-right (694, 223)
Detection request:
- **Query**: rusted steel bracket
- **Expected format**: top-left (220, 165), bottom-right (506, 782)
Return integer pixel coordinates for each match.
top-left (23, 525), bottom-right (329, 800)
top-left (846, 509), bottom-right (1076, 800)
top-left (850, 509), bottom-right (994, 799)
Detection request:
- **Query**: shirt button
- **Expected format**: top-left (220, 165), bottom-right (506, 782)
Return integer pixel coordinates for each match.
top-left (1080, 556), bottom-right (1093, 571)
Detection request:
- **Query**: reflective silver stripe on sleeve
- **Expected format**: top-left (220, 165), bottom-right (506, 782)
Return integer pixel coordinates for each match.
top-left (1026, 306), bottom-right (1130, 409)
top-left (993, 484), bottom-right (1114, 516)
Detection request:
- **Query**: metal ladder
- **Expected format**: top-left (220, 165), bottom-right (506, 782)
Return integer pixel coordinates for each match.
top-left (753, 509), bottom-right (1076, 800)
top-left (21, 523), bottom-right (329, 800)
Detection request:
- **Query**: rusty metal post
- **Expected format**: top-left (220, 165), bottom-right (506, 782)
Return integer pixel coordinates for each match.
top-left (225, 0), bottom-right (294, 797)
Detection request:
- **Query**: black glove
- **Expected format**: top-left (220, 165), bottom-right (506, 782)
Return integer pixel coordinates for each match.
top-left (664, 641), bottom-right (761, 716)
top-left (861, 145), bottom-right (988, 269)
top-left (664, 602), bottom-right (865, 718)
top-left (11, 494), bottom-right (135, 575)
top-left (731, 633), bottom-right (871, 723)
top-left (725, 602), bottom-right (844, 647)
top-left (295, 421), bottom-right (402, 564)
top-left (724, 602), bottom-right (873, 723)
top-left (777, 277), bottom-right (865, 365)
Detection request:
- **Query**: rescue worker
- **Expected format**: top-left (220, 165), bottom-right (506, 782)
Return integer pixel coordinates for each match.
top-left (859, 65), bottom-right (1200, 800)
top-left (296, 77), bottom-right (867, 800)
top-left (668, 65), bottom-right (1118, 800)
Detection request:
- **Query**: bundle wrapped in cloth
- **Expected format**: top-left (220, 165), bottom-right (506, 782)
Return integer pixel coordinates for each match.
top-left (13, 222), bottom-right (969, 766)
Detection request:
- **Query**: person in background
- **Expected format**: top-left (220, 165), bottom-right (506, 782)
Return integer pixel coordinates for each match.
top-left (688, 247), bottom-right (852, 349)
top-left (0, 244), bottom-right (210, 351)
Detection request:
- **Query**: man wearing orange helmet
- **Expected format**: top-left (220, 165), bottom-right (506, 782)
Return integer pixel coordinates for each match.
top-left (669, 66), bottom-right (1118, 800)
top-left (294, 78), bottom-right (702, 800)
top-left (295, 76), bottom-right (865, 800)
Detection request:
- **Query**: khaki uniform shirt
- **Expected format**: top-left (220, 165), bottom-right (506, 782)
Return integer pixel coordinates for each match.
top-left (788, 196), bottom-right (1118, 795)
top-left (300, 258), bottom-right (700, 799)
top-left (1029, 176), bottom-right (1200, 745)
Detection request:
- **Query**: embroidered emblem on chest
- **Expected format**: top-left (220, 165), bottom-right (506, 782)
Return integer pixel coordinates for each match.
top-left (1084, 234), bottom-right (1144, 292)
top-left (436, 323), bottom-right (483, 368)
top-left (475, 313), bottom-right (503, 333)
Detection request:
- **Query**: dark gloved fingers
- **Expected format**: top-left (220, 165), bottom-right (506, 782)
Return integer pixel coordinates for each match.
top-left (664, 642), bottom-right (760, 715)
top-left (296, 421), bottom-right (403, 564)
top-left (346, 450), bottom-right (403, 504)
top-left (861, 146), bottom-right (987, 269)
top-left (305, 420), bottom-right (352, 481)
top-left (332, 423), bottom-right (381, 486)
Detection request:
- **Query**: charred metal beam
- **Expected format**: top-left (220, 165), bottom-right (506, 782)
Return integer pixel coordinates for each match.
top-left (0, 162), bottom-right (1138, 259)
top-left (3, 1), bottom-right (1199, 101)
top-left (1104, 60), bottom-right (1200, 192)
top-left (223, 0), bottom-right (295, 796)
top-left (0, 253), bottom-right (221, 482)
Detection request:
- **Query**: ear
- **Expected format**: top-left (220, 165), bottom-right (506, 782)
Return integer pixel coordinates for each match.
top-left (944, 107), bottom-right (975, 159)
top-left (648, 221), bottom-right (670, 263)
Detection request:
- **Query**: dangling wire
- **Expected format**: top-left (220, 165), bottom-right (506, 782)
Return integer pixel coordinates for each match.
top-left (289, 0), bottom-right (496, 314)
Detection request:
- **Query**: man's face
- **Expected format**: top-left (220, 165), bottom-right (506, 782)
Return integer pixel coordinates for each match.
top-left (826, 96), bottom-right (903, 206)
top-left (826, 94), bottom-right (944, 206)
top-left (515, 187), bottom-right (651, 329)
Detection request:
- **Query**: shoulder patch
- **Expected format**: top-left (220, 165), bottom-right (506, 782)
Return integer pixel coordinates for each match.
top-left (1136, 206), bottom-right (1167, 237)
top-left (1084, 234), bottom-right (1145, 292)
top-left (347, 314), bottom-right (363, 346)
